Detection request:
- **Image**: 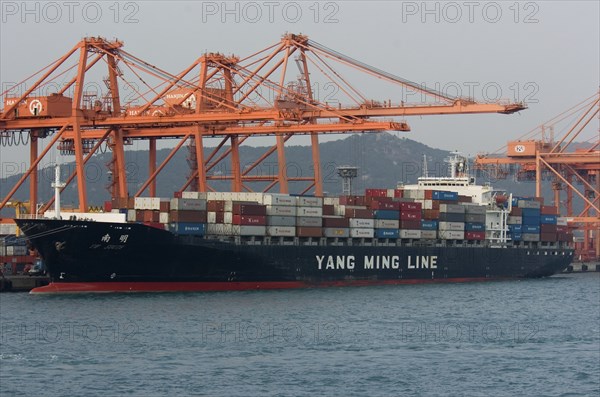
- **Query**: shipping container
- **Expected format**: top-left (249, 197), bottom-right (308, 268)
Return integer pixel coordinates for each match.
top-left (296, 207), bottom-right (323, 218)
top-left (557, 217), bottom-right (568, 226)
top-left (540, 215), bottom-right (557, 225)
top-left (422, 210), bottom-right (440, 220)
top-left (464, 213), bottom-right (486, 223)
top-left (159, 212), bottom-right (170, 224)
top-left (207, 200), bottom-right (226, 212)
top-left (522, 216), bottom-right (540, 226)
top-left (541, 205), bottom-right (558, 215)
top-left (206, 223), bottom-right (234, 236)
top-left (540, 224), bottom-right (557, 234)
top-left (323, 204), bottom-right (335, 216)
top-left (365, 188), bottom-right (389, 197)
top-left (169, 210), bottom-right (207, 223)
top-left (463, 204), bottom-right (487, 214)
top-left (370, 200), bottom-right (401, 210)
top-left (522, 225), bottom-right (540, 234)
top-left (322, 217), bottom-right (350, 228)
top-left (540, 233), bottom-right (557, 242)
top-left (181, 191), bottom-right (208, 200)
top-left (510, 207), bottom-right (523, 216)
top-left (465, 222), bottom-right (485, 231)
top-left (507, 216), bottom-right (523, 225)
top-left (297, 217), bottom-right (322, 227)
top-left (349, 218), bottom-right (375, 228)
top-left (297, 196), bottom-right (323, 207)
top-left (420, 220), bottom-right (438, 230)
top-left (232, 203), bottom-right (267, 216)
top-left (267, 226), bottom-right (296, 237)
top-left (233, 225), bottom-right (267, 236)
top-left (508, 224), bottom-right (523, 233)
top-left (521, 233), bottom-right (540, 242)
top-left (399, 202), bottom-right (422, 211)
top-left (134, 197), bottom-right (161, 211)
top-left (439, 204), bottom-right (465, 213)
top-left (339, 196), bottom-right (366, 206)
top-left (233, 215), bottom-right (266, 226)
top-left (350, 228), bottom-right (374, 238)
top-left (400, 220), bottom-right (421, 229)
top-left (518, 200), bottom-right (541, 209)
top-left (375, 219), bottom-right (400, 229)
top-left (170, 198), bottom-right (207, 211)
top-left (465, 231), bottom-right (485, 240)
top-left (266, 205), bottom-right (296, 216)
top-left (400, 211), bottom-right (421, 221)
top-left (168, 222), bottom-right (206, 236)
top-left (374, 210), bottom-right (400, 220)
top-left (267, 216), bottom-right (296, 226)
top-left (296, 227), bottom-right (322, 237)
top-left (438, 230), bottom-right (464, 240)
top-left (399, 229), bottom-right (422, 239)
top-left (323, 227), bottom-right (350, 238)
top-left (439, 221), bottom-right (465, 231)
top-left (420, 230), bottom-right (437, 239)
top-left (432, 191), bottom-right (458, 201)
top-left (522, 208), bottom-right (541, 217)
top-left (344, 208), bottom-right (374, 219)
top-left (439, 212), bottom-right (465, 222)
top-left (375, 229), bottom-right (399, 239)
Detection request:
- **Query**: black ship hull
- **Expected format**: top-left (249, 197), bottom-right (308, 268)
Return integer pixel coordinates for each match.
top-left (16, 219), bottom-right (574, 293)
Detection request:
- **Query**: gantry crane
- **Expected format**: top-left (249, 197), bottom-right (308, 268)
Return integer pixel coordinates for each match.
top-left (475, 93), bottom-right (600, 260)
top-left (1, 34), bottom-right (524, 215)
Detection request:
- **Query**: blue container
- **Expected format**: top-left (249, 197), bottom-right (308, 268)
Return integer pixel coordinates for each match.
top-left (374, 210), bottom-right (400, 220)
top-left (465, 222), bottom-right (485, 231)
top-left (119, 208), bottom-right (128, 214)
top-left (522, 225), bottom-right (540, 234)
top-left (168, 222), bottom-right (206, 236)
top-left (420, 220), bottom-right (438, 230)
top-left (522, 208), bottom-right (541, 217)
top-left (375, 228), bottom-right (399, 238)
top-left (508, 224), bottom-right (523, 233)
top-left (432, 191), bottom-right (458, 201)
top-left (511, 233), bottom-right (523, 241)
top-left (522, 216), bottom-right (540, 226)
top-left (540, 215), bottom-right (557, 225)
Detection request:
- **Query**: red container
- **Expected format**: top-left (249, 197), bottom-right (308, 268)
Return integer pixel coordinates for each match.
top-left (557, 232), bottom-right (571, 242)
top-left (128, 197), bottom-right (135, 208)
top-left (323, 204), bottom-right (335, 216)
top-left (207, 200), bottom-right (226, 212)
top-left (510, 207), bottom-right (523, 216)
top-left (424, 190), bottom-right (433, 200)
top-left (173, 191), bottom-right (183, 198)
top-left (143, 210), bottom-right (160, 223)
top-left (431, 200), bottom-right (440, 210)
top-left (104, 201), bottom-right (112, 212)
top-left (370, 200), bottom-right (400, 210)
top-left (170, 210), bottom-right (207, 223)
top-left (215, 211), bottom-right (225, 223)
top-left (159, 201), bottom-right (170, 212)
top-left (323, 217), bottom-right (350, 228)
top-left (345, 208), bottom-right (374, 219)
top-left (534, 197), bottom-right (545, 205)
top-left (339, 195), bottom-right (366, 206)
top-left (400, 202), bottom-right (422, 211)
top-left (135, 210), bottom-right (144, 222)
top-left (233, 214), bottom-right (266, 226)
top-left (556, 225), bottom-right (568, 233)
top-left (400, 211), bottom-right (421, 221)
top-left (541, 205), bottom-right (558, 215)
top-left (466, 231), bottom-right (485, 240)
top-left (400, 220), bottom-right (421, 229)
top-left (232, 203), bottom-right (266, 216)
top-left (458, 195), bottom-right (472, 203)
top-left (365, 188), bottom-right (388, 197)
top-left (393, 189), bottom-right (404, 198)
top-left (296, 227), bottom-right (322, 237)
top-left (423, 209), bottom-right (440, 220)
top-left (540, 232), bottom-right (557, 242)
top-left (541, 224), bottom-right (557, 234)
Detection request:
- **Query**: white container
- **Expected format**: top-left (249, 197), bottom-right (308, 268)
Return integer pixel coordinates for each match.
top-left (350, 228), bottom-right (374, 238)
top-left (440, 204), bottom-right (465, 214)
top-left (399, 229), bottom-right (421, 239)
top-left (224, 212), bottom-right (233, 224)
top-left (296, 217), bottom-right (322, 227)
top-left (421, 200), bottom-right (433, 210)
top-left (206, 223), bottom-right (234, 235)
top-left (507, 216), bottom-right (522, 225)
top-left (0, 223), bottom-right (17, 235)
top-left (375, 219), bottom-right (399, 229)
top-left (420, 230), bottom-right (437, 239)
top-left (297, 196), bottom-right (323, 207)
top-left (324, 197), bottom-right (339, 206)
top-left (323, 228), bottom-right (350, 238)
top-left (134, 197), bottom-right (161, 210)
top-left (262, 194), bottom-right (296, 206)
top-left (296, 207), bottom-right (323, 217)
top-left (438, 221), bottom-right (465, 231)
top-left (349, 218), bottom-right (375, 228)
top-left (439, 230), bottom-right (465, 240)
top-left (266, 206), bottom-right (296, 216)
top-left (159, 212), bottom-right (170, 224)
top-left (463, 204), bottom-right (487, 214)
top-left (233, 225), bottom-right (267, 236)
top-left (207, 212), bottom-right (216, 223)
top-left (127, 209), bottom-right (137, 222)
top-left (557, 217), bottom-right (568, 226)
top-left (182, 192), bottom-right (208, 200)
top-left (267, 226), bottom-right (296, 237)
top-left (267, 216), bottom-right (296, 226)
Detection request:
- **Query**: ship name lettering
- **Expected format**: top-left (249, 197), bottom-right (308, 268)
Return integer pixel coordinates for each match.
top-left (316, 255), bottom-right (355, 270)
top-left (407, 255), bottom-right (438, 269)
top-left (363, 256), bottom-right (400, 269)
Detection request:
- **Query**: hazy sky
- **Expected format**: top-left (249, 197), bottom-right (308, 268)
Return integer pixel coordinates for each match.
top-left (1, 0), bottom-right (598, 178)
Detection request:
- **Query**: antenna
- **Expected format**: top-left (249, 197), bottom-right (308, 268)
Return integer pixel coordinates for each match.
top-left (336, 166), bottom-right (359, 195)
top-left (422, 154), bottom-right (428, 178)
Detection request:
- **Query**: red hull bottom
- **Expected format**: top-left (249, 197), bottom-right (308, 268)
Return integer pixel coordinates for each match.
top-left (30, 277), bottom-right (500, 294)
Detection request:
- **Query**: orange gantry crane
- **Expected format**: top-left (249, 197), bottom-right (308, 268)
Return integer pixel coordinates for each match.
top-left (475, 93), bottom-right (600, 260)
top-left (1, 34), bottom-right (524, 215)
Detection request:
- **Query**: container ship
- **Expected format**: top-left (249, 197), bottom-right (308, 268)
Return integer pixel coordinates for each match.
top-left (15, 155), bottom-right (574, 294)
